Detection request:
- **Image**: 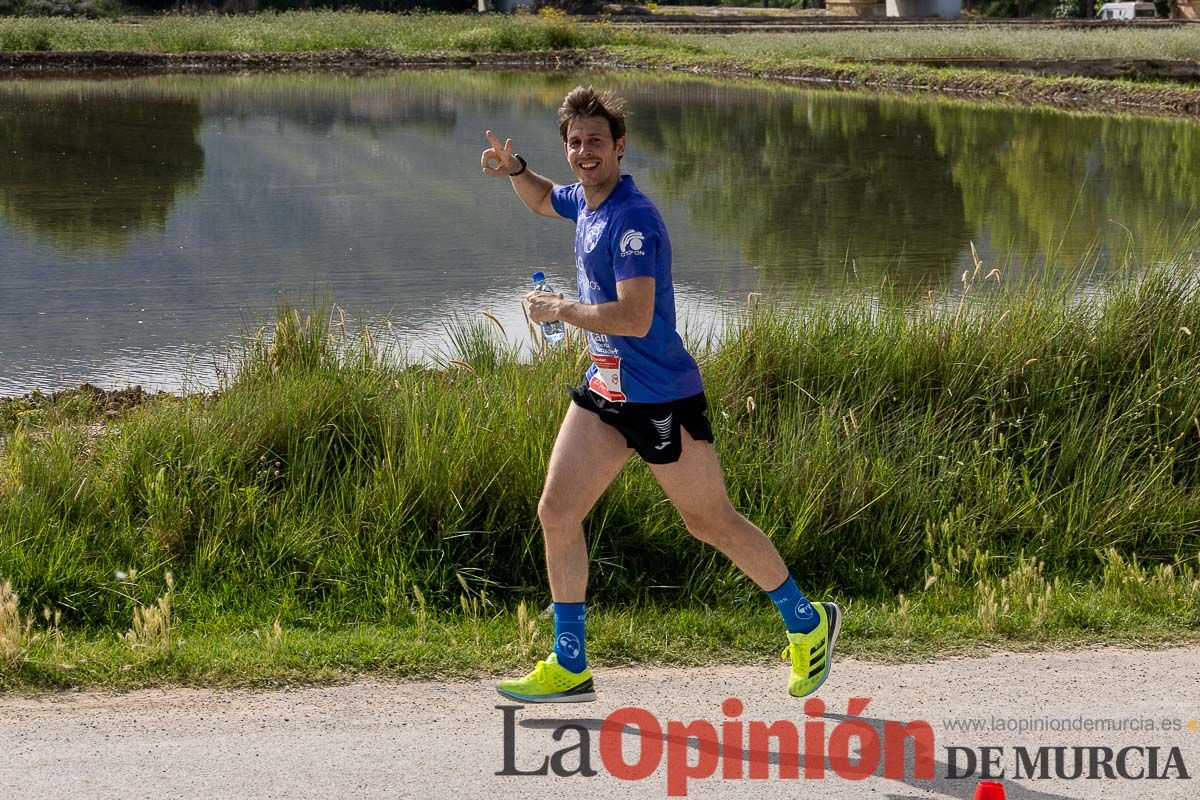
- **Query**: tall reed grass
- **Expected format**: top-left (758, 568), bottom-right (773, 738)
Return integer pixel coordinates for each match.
top-left (2, 250), bottom-right (1200, 638)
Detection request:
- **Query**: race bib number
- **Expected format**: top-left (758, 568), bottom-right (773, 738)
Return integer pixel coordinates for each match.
top-left (588, 354), bottom-right (627, 402)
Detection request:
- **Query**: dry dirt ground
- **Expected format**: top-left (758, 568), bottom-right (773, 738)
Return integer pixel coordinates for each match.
top-left (2, 647), bottom-right (1198, 799)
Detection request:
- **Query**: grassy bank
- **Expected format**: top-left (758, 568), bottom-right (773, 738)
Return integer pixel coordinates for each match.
top-left (0, 10), bottom-right (633, 53)
top-left (3, 237), bottom-right (1200, 689)
top-left (1, 13), bottom-right (1199, 61)
top-left (5, 586), bottom-right (1198, 692)
top-left (3, 13), bottom-right (1200, 119)
top-left (673, 27), bottom-right (1200, 62)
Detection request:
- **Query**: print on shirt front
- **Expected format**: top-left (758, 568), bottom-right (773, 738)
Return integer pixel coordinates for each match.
top-left (550, 175), bottom-right (703, 405)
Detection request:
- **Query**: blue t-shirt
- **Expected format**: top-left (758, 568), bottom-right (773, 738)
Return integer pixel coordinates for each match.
top-left (550, 175), bottom-right (703, 404)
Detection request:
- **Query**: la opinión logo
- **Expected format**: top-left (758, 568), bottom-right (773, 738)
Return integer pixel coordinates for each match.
top-left (496, 697), bottom-right (935, 797)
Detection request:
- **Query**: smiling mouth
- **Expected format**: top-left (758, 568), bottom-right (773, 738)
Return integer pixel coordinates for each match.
top-left (578, 160), bottom-right (600, 172)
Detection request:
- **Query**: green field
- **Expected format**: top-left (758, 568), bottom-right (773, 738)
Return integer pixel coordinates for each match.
top-left (3, 233), bottom-right (1200, 689)
top-left (0, 11), bottom-right (626, 53)
top-left (675, 27), bottom-right (1200, 62)
top-left (0, 11), bottom-right (1198, 61)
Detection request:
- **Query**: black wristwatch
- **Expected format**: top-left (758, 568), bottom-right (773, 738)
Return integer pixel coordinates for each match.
top-left (510, 154), bottom-right (527, 177)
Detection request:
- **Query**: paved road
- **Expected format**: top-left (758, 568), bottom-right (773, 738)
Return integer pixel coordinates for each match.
top-left (2, 648), bottom-right (1198, 799)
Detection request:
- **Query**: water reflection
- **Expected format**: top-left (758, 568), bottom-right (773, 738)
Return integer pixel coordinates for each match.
top-left (622, 79), bottom-right (1200, 286)
top-left (919, 102), bottom-right (1200, 265)
top-left (633, 87), bottom-right (972, 285)
top-left (199, 79), bottom-right (460, 135)
top-left (0, 71), bottom-right (1198, 394)
top-left (0, 86), bottom-right (204, 253)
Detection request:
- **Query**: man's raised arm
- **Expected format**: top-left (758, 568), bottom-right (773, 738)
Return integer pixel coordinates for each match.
top-left (480, 130), bottom-right (558, 219)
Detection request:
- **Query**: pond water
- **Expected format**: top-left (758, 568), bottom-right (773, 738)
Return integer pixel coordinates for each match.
top-left (2, 70), bottom-right (1199, 395)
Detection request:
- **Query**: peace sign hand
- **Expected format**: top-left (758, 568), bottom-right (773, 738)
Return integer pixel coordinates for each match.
top-left (481, 130), bottom-right (521, 177)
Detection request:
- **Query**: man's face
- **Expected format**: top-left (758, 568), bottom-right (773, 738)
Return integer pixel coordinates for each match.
top-left (564, 115), bottom-right (625, 190)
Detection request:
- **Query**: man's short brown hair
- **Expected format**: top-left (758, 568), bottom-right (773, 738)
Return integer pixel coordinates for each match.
top-left (557, 86), bottom-right (627, 143)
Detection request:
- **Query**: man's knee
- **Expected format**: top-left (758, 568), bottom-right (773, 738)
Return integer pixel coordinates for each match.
top-left (682, 502), bottom-right (742, 545)
top-left (538, 491), bottom-right (586, 533)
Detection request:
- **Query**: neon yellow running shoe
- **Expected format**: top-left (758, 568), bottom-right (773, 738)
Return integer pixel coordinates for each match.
top-left (496, 653), bottom-right (596, 703)
top-left (782, 602), bottom-right (841, 698)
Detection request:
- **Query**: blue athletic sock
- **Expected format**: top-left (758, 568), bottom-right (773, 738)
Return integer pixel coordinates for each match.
top-left (552, 602), bottom-right (588, 673)
top-left (767, 576), bottom-right (819, 634)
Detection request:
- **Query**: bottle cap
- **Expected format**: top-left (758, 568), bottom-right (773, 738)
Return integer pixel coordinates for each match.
top-left (532, 271), bottom-right (545, 283)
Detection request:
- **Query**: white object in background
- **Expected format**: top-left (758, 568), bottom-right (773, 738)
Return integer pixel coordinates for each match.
top-left (885, 0), bottom-right (962, 17)
top-left (1098, 1), bottom-right (1158, 18)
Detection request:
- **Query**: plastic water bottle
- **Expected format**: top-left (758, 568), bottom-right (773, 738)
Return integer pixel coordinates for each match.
top-left (531, 272), bottom-right (565, 344)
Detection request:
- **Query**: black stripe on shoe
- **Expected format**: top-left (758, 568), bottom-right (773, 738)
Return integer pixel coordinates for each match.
top-left (806, 603), bottom-right (841, 680)
top-left (823, 602), bottom-right (842, 652)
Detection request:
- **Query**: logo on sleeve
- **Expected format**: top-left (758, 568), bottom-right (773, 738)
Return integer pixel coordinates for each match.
top-left (619, 229), bottom-right (645, 257)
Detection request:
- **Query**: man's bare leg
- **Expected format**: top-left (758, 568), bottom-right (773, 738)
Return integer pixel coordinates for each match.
top-left (646, 433), bottom-right (788, 590)
top-left (496, 403), bottom-right (629, 701)
top-left (649, 432), bottom-right (840, 698)
top-left (538, 403), bottom-right (632, 602)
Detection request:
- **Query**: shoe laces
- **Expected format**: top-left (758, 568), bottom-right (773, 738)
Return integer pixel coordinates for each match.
top-left (528, 660), bottom-right (549, 681)
top-left (781, 637), bottom-right (811, 663)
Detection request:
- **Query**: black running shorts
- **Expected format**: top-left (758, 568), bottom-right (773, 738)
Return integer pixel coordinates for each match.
top-left (569, 384), bottom-right (715, 465)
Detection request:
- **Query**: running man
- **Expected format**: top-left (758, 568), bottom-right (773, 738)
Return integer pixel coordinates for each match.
top-left (481, 86), bottom-right (839, 703)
